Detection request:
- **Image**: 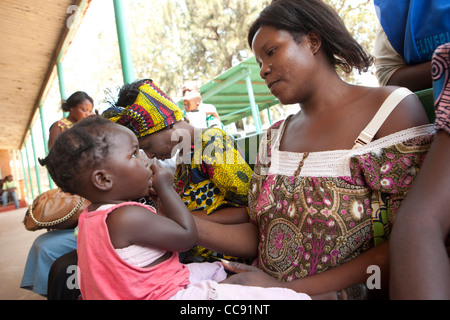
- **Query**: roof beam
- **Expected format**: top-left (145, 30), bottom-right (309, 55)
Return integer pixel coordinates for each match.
top-left (19, 0), bottom-right (91, 149)
top-left (202, 69), bottom-right (251, 100)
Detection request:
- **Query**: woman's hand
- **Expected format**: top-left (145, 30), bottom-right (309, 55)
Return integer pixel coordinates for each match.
top-left (220, 260), bottom-right (284, 288)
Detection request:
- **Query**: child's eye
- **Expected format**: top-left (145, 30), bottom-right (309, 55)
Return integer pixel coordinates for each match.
top-left (268, 48), bottom-right (276, 56)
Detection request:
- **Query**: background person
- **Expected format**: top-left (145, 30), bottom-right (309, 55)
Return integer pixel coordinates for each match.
top-left (20, 91), bottom-right (94, 297)
top-left (182, 80), bottom-right (222, 128)
top-left (2, 175), bottom-right (19, 209)
top-left (183, 90), bottom-right (209, 129)
top-left (48, 91), bottom-right (95, 149)
top-left (373, 0), bottom-right (450, 92)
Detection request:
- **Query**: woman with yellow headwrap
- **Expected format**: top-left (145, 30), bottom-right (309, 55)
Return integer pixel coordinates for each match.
top-left (103, 79), bottom-right (253, 263)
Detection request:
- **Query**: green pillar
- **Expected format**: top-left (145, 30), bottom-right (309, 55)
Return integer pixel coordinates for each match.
top-left (267, 108), bottom-right (273, 126)
top-left (113, 0), bottom-right (135, 84)
top-left (39, 104), bottom-right (54, 189)
top-left (24, 142), bottom-right (35, 199)
top-left (245, 72), bottom-right (262, 133)
top-left (20, 149), bottom-right (31, 204)
top-left (29, 128), bottom-right (42, 195)
top-left (38, 105), bottom-right (49, 155)
top-left (57, 62), bottom-right (69, 118)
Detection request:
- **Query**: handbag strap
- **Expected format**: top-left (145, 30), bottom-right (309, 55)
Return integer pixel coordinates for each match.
top-left (27, 197), bottom-right (86, 228)
top-left (353, 87), bottom-right (414, 148)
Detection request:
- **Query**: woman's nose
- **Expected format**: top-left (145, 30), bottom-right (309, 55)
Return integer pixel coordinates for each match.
top-left (260, 62), bottom-right (270, 79)
top-left (139, 149), bottom-right (153, 166)
top-left (139, 149), bottom-right (150, 163)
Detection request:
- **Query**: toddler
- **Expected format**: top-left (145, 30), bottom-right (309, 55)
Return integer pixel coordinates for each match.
top-left (39, 116), bottom-right (310, 300)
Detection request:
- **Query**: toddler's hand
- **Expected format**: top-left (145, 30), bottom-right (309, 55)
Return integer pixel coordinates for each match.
top-left (150, 163), bottom-right (174, 194)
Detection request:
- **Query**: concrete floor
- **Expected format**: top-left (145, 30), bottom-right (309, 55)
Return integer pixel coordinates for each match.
top-left (0, 207), bottom-right (46, 300)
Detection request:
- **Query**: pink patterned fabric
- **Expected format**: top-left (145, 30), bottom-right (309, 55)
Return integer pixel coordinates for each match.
top-left (249, 118), bottom-right (434, 281)
top-left (432, 43), bottom-right (450, 134)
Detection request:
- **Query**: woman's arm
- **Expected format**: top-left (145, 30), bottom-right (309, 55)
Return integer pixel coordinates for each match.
top-left (222, 241), bottom-right (390, 296)
top-left (376, 91), bottom-right (430, 139)
top-left (191, 206), bottom-right (249, 224)
top-left (48, 123), bottom-right (63, 150)
top-left (390, 131), bottom-right (450, 299)
top-left (386, 61), bottom-right (432, 92)
top-left (194, 216), bottom-right (259, 259)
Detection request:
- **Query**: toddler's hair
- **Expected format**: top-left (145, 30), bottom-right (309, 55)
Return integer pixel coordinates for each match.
top-left (39, 116), bottom-right (115, 195)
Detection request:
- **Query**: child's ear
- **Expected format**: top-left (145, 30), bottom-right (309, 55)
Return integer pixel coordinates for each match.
top-left (91, 169), bottom-right (113, 191)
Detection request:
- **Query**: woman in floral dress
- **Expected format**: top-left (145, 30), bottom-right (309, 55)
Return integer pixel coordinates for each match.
top-left (193, 0), bottom-right (434, 298)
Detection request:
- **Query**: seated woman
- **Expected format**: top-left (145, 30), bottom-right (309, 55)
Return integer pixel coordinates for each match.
top-left (190, 0), bottom-right (434, 298)
top-left (21, 91), bottom-right (94, 297)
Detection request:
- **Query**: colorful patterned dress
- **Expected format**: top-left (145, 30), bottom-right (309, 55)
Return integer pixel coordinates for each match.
top-left (54, 117), bottom-right (74, 131)
top-left (174, 127), bottom-right (253, 261)
top-left (432, 43), bottom-right (450, 134)
top-left (248, 117), bottom-right (434, 281)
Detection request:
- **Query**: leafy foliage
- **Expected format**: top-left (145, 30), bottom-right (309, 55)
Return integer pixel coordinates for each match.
top-left (63, 0), bottom-right (376, 109)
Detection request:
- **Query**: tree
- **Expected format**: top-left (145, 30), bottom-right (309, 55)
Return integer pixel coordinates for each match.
top-left (62, 0), bottom-right (377, 114)
top-left (327, 0), bottom-right (377, 83)
top-left (175, 0), bottom-right (270, 79)
top-left (125, 0), bottom-right (269, 98)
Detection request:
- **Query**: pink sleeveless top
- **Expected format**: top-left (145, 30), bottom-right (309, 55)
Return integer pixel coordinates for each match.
top-left (77, 202), bottom-right (190, 300)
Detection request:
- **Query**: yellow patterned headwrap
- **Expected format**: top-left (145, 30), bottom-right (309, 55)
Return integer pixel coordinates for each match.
top-left (102, 80), bottom-right (184, 138)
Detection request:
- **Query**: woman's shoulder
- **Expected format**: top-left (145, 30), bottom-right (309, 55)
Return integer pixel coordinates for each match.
top-left (51, 117), bottom-right (74, 131)
top-left (202, 127), bottom-right (234, 143)
top-left (264, 117), bottom-right (289, 140)
top-left (351, 85), bottom-right (429, 139)
top-left (375, 86), bottom-right (430, 138)
top-left (203, 127), bottom-right (225, 135)
top-left (357, 85), bottom-right (415, 106)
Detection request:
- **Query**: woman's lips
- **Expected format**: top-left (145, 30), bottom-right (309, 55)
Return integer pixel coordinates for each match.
top-left (268, 80), bottom-right (279, 93)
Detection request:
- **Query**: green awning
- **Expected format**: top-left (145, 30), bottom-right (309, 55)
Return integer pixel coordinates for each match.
top-left (177, 57), bottom-right (279, 131)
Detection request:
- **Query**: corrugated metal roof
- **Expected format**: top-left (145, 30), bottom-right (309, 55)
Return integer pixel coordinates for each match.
top-left (178, 56), bottom-right (279, 126)
top-left (0, 0), bottom-right (90, 150)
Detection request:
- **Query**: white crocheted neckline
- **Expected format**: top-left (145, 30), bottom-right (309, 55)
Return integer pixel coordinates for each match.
top-left (267, 123), bottom-right (434, 177)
